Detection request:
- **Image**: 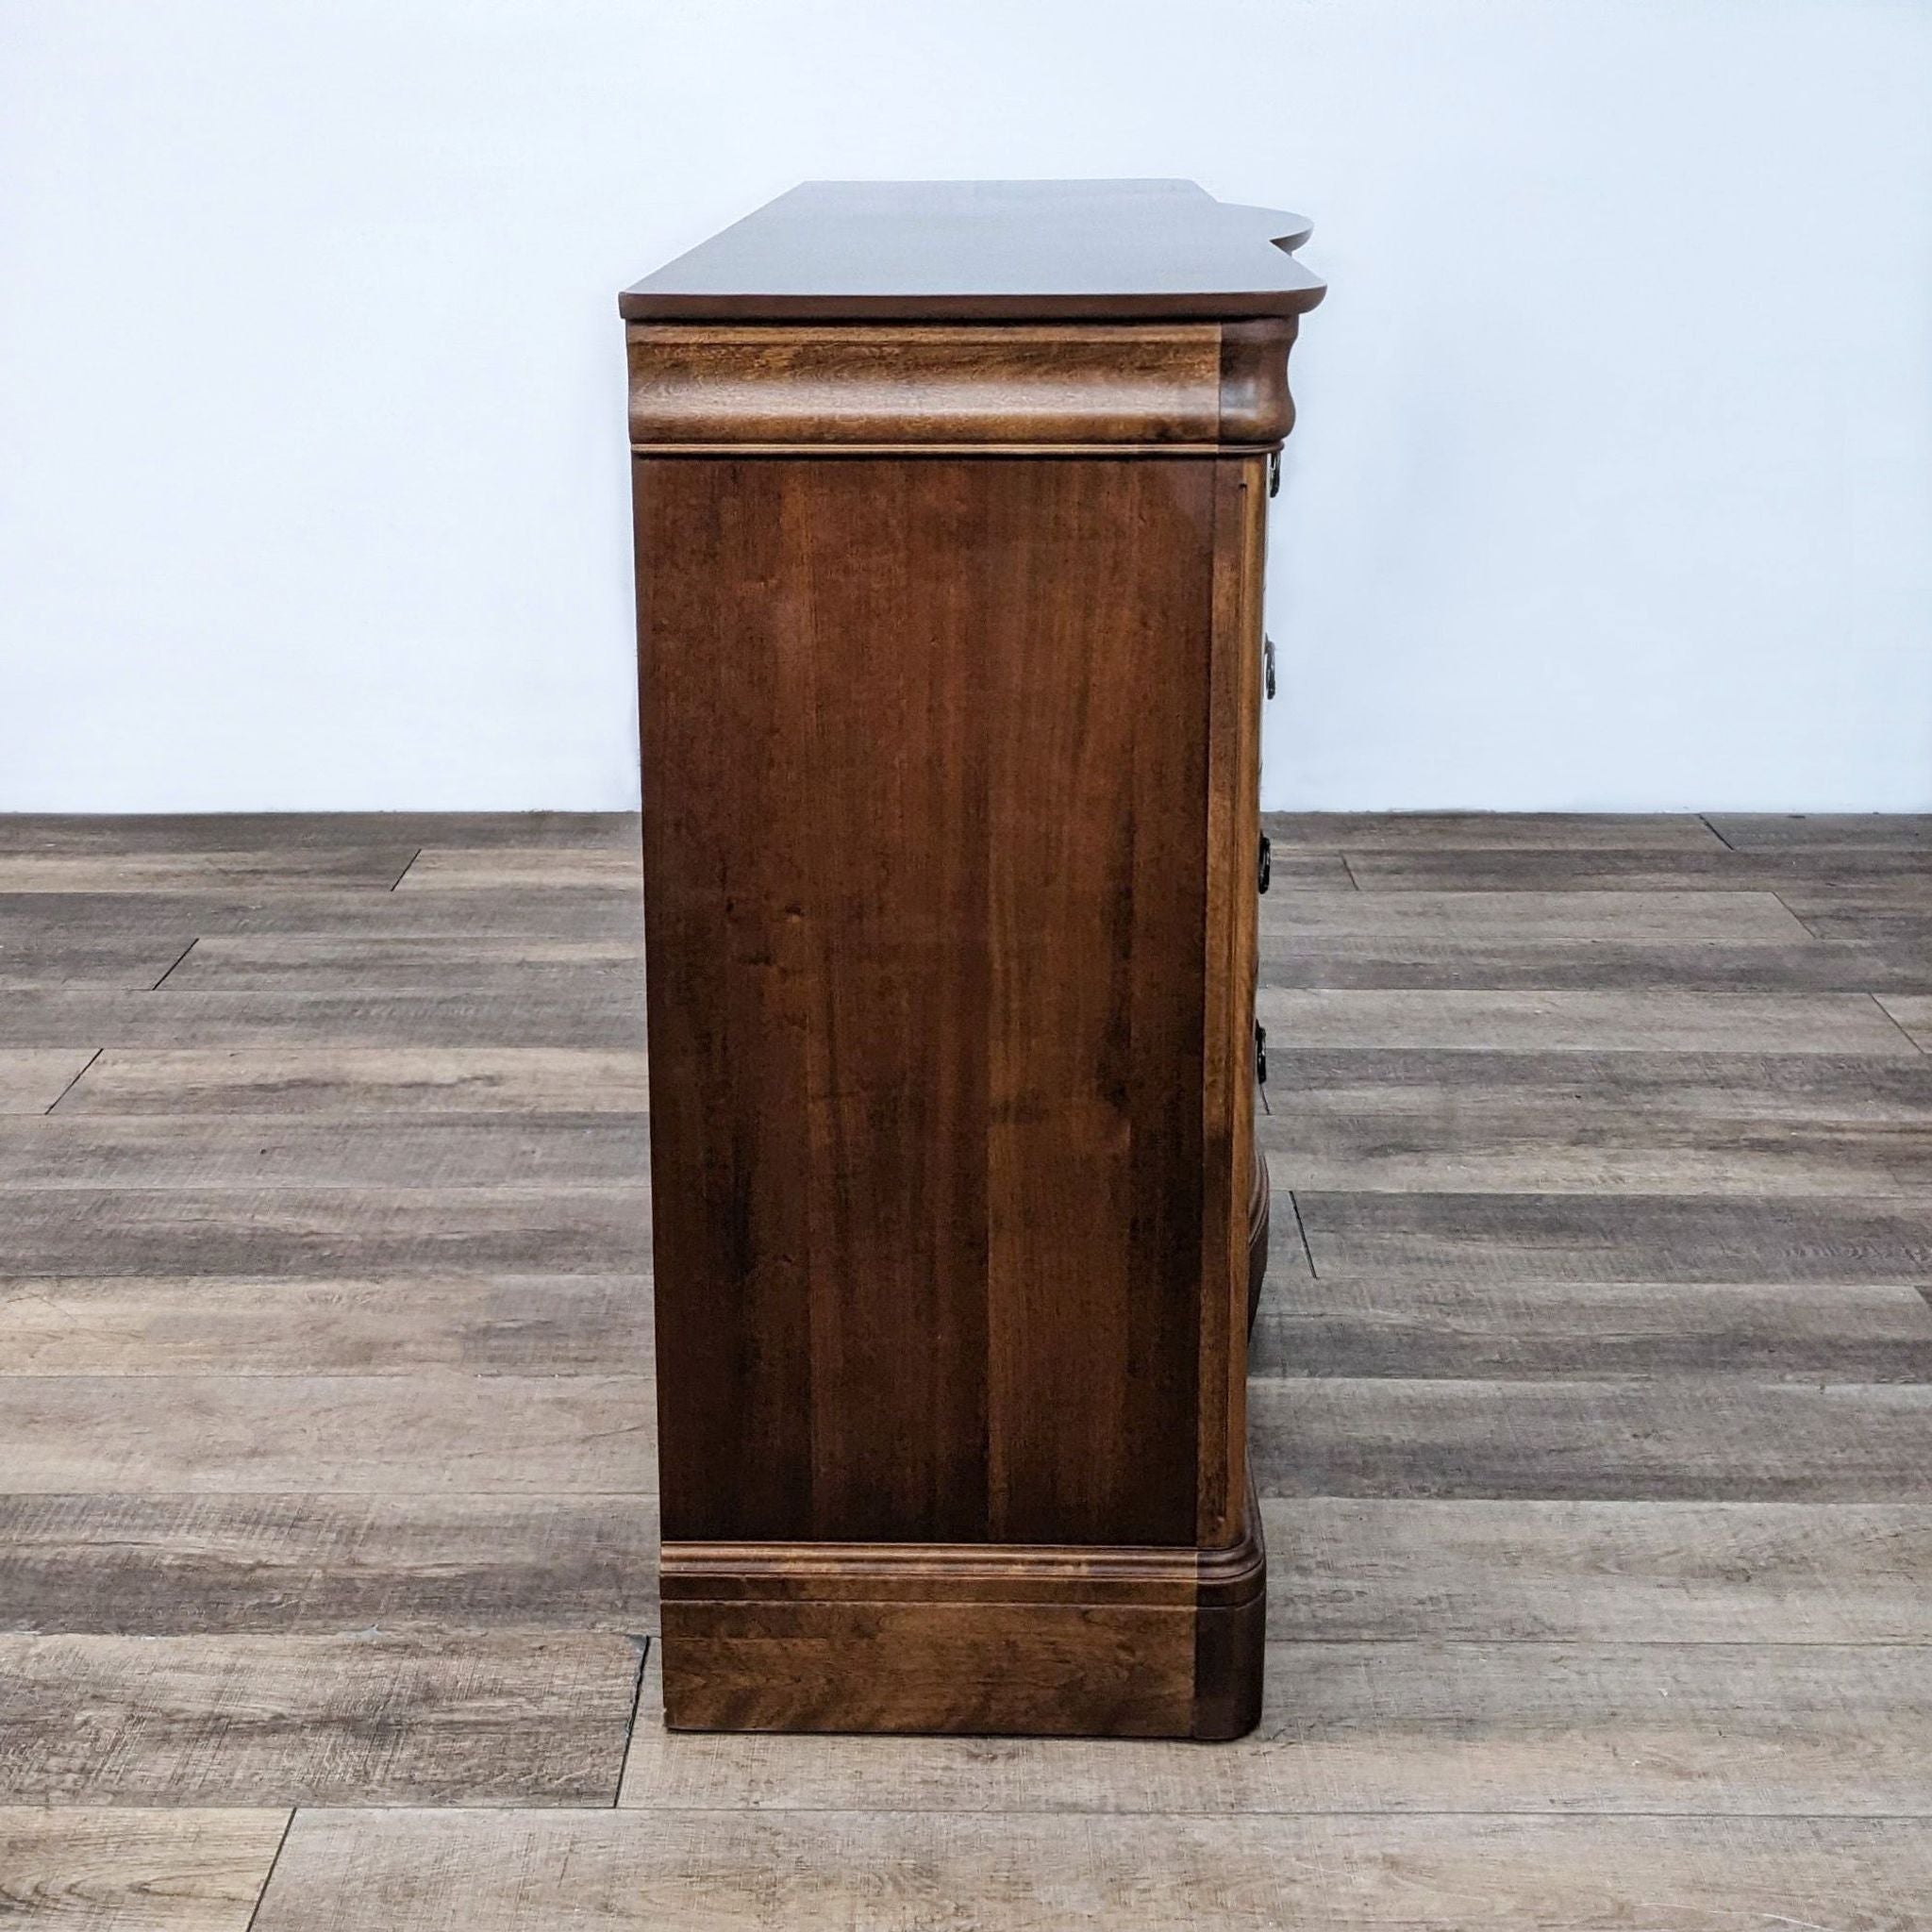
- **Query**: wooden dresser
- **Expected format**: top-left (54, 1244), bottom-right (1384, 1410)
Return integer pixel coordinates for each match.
top-left (622, 180), bottom-right (1323, 1739)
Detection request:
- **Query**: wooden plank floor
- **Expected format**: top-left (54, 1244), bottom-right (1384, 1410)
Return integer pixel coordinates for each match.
top-left (2, 810), bottom-right (1930, 1928)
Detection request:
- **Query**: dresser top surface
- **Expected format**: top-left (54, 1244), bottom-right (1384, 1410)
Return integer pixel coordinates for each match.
top-left (620, 179), bottom-right (1324, 324)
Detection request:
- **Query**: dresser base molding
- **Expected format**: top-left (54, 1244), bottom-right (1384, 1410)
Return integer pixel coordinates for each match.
top-left (658, 1505), bottom-right (1265, 1740)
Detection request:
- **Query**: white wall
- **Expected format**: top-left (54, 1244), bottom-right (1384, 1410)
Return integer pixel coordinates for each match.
top-left (3, 0), bottom-right (1928, 811)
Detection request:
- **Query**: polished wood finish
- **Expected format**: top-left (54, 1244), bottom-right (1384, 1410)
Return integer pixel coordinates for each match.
top-left (620, 178), bottom-right (1324, 323)
top-left (627, 183), bottom-right (1317, 1737)
top-left (634, 456), bottom-right (1224, 1553)
top-left (625, 320), bottom-right (1298, 446)
top-left (656, 1485), bottom-right (1264, 1738)
top-left (5, 810), bottom-right (1932, 1922)
top-left (251, 1812), bottom-right (1932, 1932)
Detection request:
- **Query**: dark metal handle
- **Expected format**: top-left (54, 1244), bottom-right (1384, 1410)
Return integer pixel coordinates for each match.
top-left (1264, 635), bottom-right (1276, 701)
top-left (1255, 1021), bottom-right (1268, 1086)
top-left (1257, 834), bottom-right (1272, 894)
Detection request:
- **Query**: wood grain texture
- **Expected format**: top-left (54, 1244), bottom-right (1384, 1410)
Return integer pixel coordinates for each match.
top-left (252, 1809), bottom-right (1932, 1932)
top-left (58, 1047), bottom-right (649, 1115)
top-left (1267, 1119), bottom-right (1932, 1197)
top-left (0, 1188), bottom-right (647, 1277)
top-left (0, 1049), bottom-right (97, 1113)
top-left (636, 452), bottom-right (814, 1544)
top-left (1875, 994), bottom-right (1932, 1050)
top-left (392, 848), bottom-right (641, 890)
top-left (1263, 811), bottom-right (1729, 851)
top-left (658, 1510), bottom-right (1262, 1738)
top-left (618, 1640), bottom-right (1932, 1815)
top-left (1257, 932), bottom-right (1932, 991)
top-left (0, 1375), bottom-right (657, 1492)
top-left (0, 1808), bottom-right (290, 1931)
top-left (1780, 895), bottom-right (1932, 943)
top-left (0, 1633), bottom-right (641, 1805)
top-left (978, 455), bottom-right (1214, 1548)
top-left (0, 1274), bottom-right (653, 1374)
top-left (1264, 1046), bottom-right (1932, 1123)
top-left (638, 454), bottom-right (1224, 1553)
top-left (1296, 1189), bottom-right (1932, 1283)
top-left (0, 850), bottom-right (417, 891)
top-left (628, 323), bottom-right (1235, 443)
top-left (1249, 1378), bottom-right (1932, 1500)
top-left (0, 1493), bottom-right (658, 1634)
top-left (1258, 1049), bottom-right (1932, 1194)
top-left (1257, 887), bottom-right (1809, 941)
top-left (796, 454), bottom-right (991, 1546)
top-left (0, 812), bottom-right (636, 854)
top-left (1254, 987), bottom-right (1919, 1055)
top-left (0, 938), bottom-right (198, 990)
top-left (0, 989), bottom-right (641, 1049)
top-left (1708, 813), bottom-right (1932, 851)
top-left (660, 1600), bottom-right (1199, 1738)
top-left (0, 1116), bottom-right (648, 1189)
top-left (1347, 847), bottom-right (1932, 892)
top-left (1218, 318), bottom-right (1299, 441)
top-left (1248, 1275), bottom-right (1932, 1380)
top-left (163, 936), bottom-right (639, 992)
top-left (0, 888), bottom-right (644, 941)
top-left (1264, 1498), bottom-right (1932, 1641)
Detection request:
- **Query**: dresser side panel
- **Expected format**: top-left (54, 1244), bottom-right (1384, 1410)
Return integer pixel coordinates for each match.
top-left (637, 453), bottom-right (1217, 1550)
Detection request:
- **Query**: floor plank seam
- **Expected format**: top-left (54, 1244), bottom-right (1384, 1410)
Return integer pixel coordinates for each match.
top-left (612, 1634), bottom-right (651, 1806)
top-left (244, 1805), bottom-right (297, 1931)
top-left (1288, 1189), bottom-right (1319, 1278)
top-left (148, 938), bottom-right (200, 990)
top-left (1699, 815), bottom-right (1736, 851)
top-left (40, 1049), bottom-right (102, 1116)
top-left (389, 849), bottom-right (425, 891)
top-left (1868, 993), bottom-right (1930, 1058)
top-left (1772, 891), bottom-right (1827, 941)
